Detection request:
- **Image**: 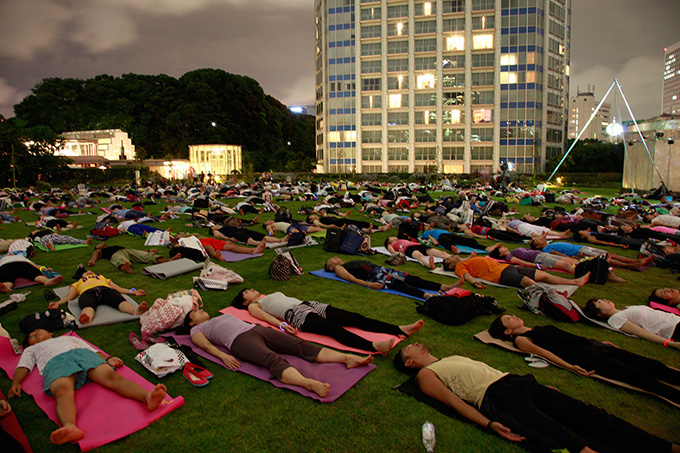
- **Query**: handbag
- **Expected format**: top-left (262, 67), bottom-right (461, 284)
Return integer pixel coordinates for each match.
top-left (135, 343), bottom-right (187, 378)
top-left (141, 290), bottom-right (202, 338)
top-left (193, 261), bottom-right (244, 291)
top-left (574, 255), bottom-right (609, 285)
top-left (269, 254), bottom-right (291, 281)
top-left (385, 253), bottom-right (407, 266)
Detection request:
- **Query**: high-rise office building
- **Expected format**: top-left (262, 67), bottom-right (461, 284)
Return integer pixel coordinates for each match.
top-left (567, 87), bottom-right (612, 141)
top-left (662, 40), bottom-right (680, 115)
top-left (314, 0), bottom-right (571, 175)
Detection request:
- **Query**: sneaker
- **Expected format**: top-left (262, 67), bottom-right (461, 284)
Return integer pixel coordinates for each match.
top-left (72, 264), bottom-right (86, 280)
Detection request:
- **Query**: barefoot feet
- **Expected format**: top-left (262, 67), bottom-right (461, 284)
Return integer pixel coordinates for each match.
top-left (399, 319), bottom-right (425, 338)
top-left (119, 262), bottom-right (133, 274)
top-left (50, 424), bottom-right (84, 445)
top-left (372, 339), bottom-right (395, 354)
top-left (135, 301), bottom-right (149, 315)
top-left (146, 384), bottom-right (167, 411)
top-left (346, 355), bottom-right (374, 368)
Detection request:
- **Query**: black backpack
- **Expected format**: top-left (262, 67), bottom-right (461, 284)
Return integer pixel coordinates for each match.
top-left (574, 255), bottom-right (609, 285)
top-left (275, 207), bottom-right (293, 223)
top-left (416, 294), bottom-right (505, 325)
top-left (19, 309), bottom-right (76, 335)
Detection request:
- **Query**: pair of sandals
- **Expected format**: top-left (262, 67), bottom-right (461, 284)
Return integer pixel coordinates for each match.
top-left (525, 354), bottom-right (550, 369)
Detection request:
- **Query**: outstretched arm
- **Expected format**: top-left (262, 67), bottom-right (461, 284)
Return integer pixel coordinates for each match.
top-left (191, 331), bottom-right (242, 368)
top-left (88, 249), bottom-right (102, 266)
top-left (417, 369), bottom-right (525, 442)
top-left (334, 265), bottom-right (384, 290)
top-left (248, 303), bottom-right (298, 335)
top-left (48, 286), bottom-right (79, 309)
top-left (8, 367), bottom-right (31, 398)
top-left (514, 336), bottom-right (594, 376)
top-left (109, 281), bottom-right (146, 297)
top-left (619, 321), bottom-right (680, 350)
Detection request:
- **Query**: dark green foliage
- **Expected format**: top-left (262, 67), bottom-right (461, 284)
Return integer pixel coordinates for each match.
top-left (12, 70), bottom-right (315, 172)
top-left (546, 139), bottom-right (625, 174)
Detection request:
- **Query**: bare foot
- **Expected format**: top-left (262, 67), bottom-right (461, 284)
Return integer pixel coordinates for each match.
top-left (119, 262), bottom-right (133, 274)
top-left (166, 226), bottom-right (173, 232)
top-left (638, 255), bottom-right (654, 268)
top-left (50, 424), bottom-right (84, 445)
top-left (46, 242), bottom-right (56, 251)
top-left (45, 275), bottom-right (63, 287)
top-left (440, 278), bottom-right (464, 292)
top-left (428, 256), bottom-right (436, 270)
top-left (575, 272), bottom-right (590, 287)
top-left (607, 272), bottom-right (626, 283)
top-left (159, 214), bottom-right (168, 221)
top-left (171, 253), bottom-right (182, 261)
top-left (135, 301), bottom-right (149, 315)
top-left (146, 384), bottom-right (167, 411)
top-left (149, 249), bottom-right (158, 254)
top-left (0, 282), bottom-right (12, 293)
top-left (72, 221), bottom-right (78, 229)
top-left (85, 236), bottom-right (93, 245)
top-left (309, 381), bottom-right (331, 398)
top-left (79, 312), bottom-right (92, 324)
top-left (399, 319), bottom-right (424, 338)
top-left (253, 241), bottom-right (266, 254)
top-left (346, 355), bottom-right (374, 368)
top-left (373, 339), bottom-right (395, 354)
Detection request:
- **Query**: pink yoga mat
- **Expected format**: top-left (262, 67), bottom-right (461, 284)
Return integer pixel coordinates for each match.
top-left (167, 331), bottom-right (375, 403)
top-left (0, 389), bottom-right (32, 452)
top-left (220, 306), bottom-right (404, 354)
top-left (0, 333), bottom-right (184, 452)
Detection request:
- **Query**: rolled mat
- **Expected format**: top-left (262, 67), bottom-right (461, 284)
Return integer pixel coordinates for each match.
top-left (142, 258), bottom-right (204, 279)
top-left (166, 331), bottom-right (375, 403)
top-left (0, 333), bottom-right (184, 452)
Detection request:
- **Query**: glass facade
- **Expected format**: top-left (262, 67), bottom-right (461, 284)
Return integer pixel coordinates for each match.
top-left (315, 0), bottom-right (571, 174)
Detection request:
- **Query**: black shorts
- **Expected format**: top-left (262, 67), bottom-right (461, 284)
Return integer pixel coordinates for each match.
top-left (404, 244), bottom-right (429, 258)
top-left (78, 287), bottom-right (126, 310)
top-left (498, 266), bottom-right (537, 288)
top-left (0, 261), bottom-right (42, 284)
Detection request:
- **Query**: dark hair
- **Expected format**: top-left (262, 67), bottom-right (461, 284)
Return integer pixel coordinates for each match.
top-left (231, 288), bottom-right (248, 309)
top-left (648, 288), bottom-right (668, 305)
top-left (175, 312), bottom-right (195, 335)
top-left (583, 298), bottom-right (604, 319)
top-left (393, 348), bottom-right (417, 375)
top-left (488, 316), bottom-right (513, 342)
top-left (489, 248), bottom-right (502, 259)
top-left (383, 237), bottom-right (391, 248)
top-left (529, 239), bottom-right (541, 250)
top-left (442, 259), bottom-right (456, 272)
top-left (324, 258), bottom-right (336, 273)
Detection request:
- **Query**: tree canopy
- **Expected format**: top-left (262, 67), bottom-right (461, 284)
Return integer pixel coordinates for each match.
top-left (545, 139), bottom-right (625, 174)
top-left (12, 69), bottom-right (315, 172)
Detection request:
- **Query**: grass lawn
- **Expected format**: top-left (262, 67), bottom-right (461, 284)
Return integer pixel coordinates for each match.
top-left (1, 185), bottom-right (679, 452)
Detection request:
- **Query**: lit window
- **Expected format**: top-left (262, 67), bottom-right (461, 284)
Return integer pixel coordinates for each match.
top-left (398, 75), bottom-right (405, 90)
top-left (500, 54), bottom-right (517, 65)
top-left (473, 34), bottom-right (493, 49)
top-left (472, 109), bottom-right (492, 123)
top-left (446, 35), bottom-right (465, 51)
top-left (500, 72), bottom-right (517, 84)
top-left (346, 131), bottom-right (357, 142)
top-left (526, 52), bottom-right (535, 64)
top-left (329, 132), bottom-right (341, 142)
top-left (526, 71), bottom-right (535, 83)
top-left (565, 64), bottom-right (570, 76)
top-left (389, 94), bottom-right (403, 108)
top-left (417, 74), bottom-right (436, 89)
top-left (397, 23), bottom-right (404, 35)
top-left (424, 2), bottom-right (432, 15)
top-left (423, 111), bottom-right (430, 124)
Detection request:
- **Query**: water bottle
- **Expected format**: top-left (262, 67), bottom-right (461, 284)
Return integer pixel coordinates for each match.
top-left (422, 421), bottom-right (436, 452)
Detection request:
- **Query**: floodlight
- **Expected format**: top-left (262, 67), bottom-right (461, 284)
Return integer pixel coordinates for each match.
top-left (606, 122), bottom-right (623, 136)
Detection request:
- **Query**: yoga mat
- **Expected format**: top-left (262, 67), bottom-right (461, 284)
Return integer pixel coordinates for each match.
top-left (473, 329), bottom-right (680, 409)
top-left (219, 251), bottom-right (262, 262)
top-left (0, 388), bottom-right (32, 452)
top-left (429, 267), bottom-right (579, 296)
top-left (0, 333), bottom-right (184, 452)
top-left (374, 246), bottom-right (445, 265)
top-left (650, 302), bottom-right (680, 316)
top-left (34, 243), bottom-right (89, 252)
top-left (265, 238), bottom-right (319, 249)
top-left (219, 306), bottom-right (403, 354)
top-left (53, 286), bottom-right (141, 328)
top-left (14, 278), bottom-right (40, 290)
top-left (143, 258), bottom-right (204, 280)
top-left (309, 270), bottom-right (434, 301)
top-left (166, 332), bottom-right (375, 403)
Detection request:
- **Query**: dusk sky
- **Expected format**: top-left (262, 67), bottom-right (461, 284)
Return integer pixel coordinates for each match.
top-left (0, 0), bottom-right (678, 121)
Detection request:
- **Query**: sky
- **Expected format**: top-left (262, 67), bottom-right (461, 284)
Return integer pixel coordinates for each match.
top-left (0, 0), bottom-right (678, 121)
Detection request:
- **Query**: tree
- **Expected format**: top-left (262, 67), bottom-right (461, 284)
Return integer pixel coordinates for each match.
top-left (545, 139), bottom-right (624, 174)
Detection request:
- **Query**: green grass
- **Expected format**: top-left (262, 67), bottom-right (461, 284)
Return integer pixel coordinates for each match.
top-left (1, 185), bottom-right (679, 452)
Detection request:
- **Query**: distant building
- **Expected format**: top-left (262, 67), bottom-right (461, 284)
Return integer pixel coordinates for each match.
top-left (567, 87), bottom-right (612, 141)
top-left (57, 129), bottom-right (135, 164)
top-left (622, 116), bottom-right (679, 192)
top-left (662, 40), bottom-right (680, 115)
top-left (314, 0), bottom-right (572, 174)
top-left (189, 144), bottom-right (242, 180)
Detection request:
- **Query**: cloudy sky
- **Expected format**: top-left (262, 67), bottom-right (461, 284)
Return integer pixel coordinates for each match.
top-left (0, 0), bottom-right (678, 120)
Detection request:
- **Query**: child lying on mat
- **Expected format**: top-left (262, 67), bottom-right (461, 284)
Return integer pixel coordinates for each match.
top-left (0, 254), bottom-right (63, 293)
top-left (182, 309), bottom-right (373, 397)
top-left (48, 271), bottom-right (148, 325)
top-left (8, 329), bottom-right (167, 445)
top-left (231, 289), bottom-right (424, 354)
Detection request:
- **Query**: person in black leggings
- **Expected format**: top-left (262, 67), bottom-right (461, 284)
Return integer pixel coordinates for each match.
top-left (231, 289), bottom-right (424, 354)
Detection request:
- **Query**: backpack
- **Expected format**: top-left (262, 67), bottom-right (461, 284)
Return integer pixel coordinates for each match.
top-left (19, 309), bottom-right (77, 335)
top-left (193, 196), bottom-right (209, 208)
top-left (416, 294), bottom-right (505, 325)
top-left (324, 229), bottom-right (344, 252)
top-left (275, 207), bottom-right (293, 223)
top-left (574, 255), bottom-right (609, 285)
top-left (518, 286), bottom-right (581, 323)
top-left (339, 230), bottom-right (368, 255)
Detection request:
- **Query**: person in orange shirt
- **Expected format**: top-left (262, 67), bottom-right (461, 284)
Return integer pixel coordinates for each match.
top-left (442, 252), bottom-right (589, 290)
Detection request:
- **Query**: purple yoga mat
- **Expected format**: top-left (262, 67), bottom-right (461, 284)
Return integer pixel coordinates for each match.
top-left (219, 251), bottom-right (262, 262)
top-left (166, 332), bottom-right (375, 402)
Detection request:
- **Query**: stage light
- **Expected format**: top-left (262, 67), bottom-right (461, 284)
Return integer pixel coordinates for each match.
top-left (606, 122), bottom-right (623, 136)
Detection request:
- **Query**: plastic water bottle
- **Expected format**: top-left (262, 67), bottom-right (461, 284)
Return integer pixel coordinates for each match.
top-left (422, 421), bottom-right (436, 452)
